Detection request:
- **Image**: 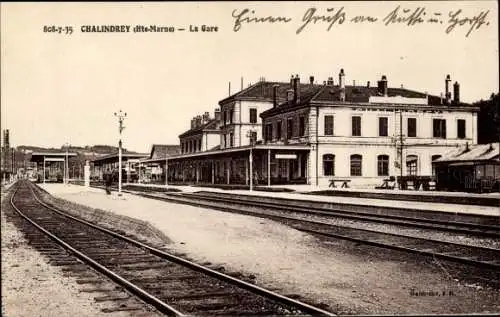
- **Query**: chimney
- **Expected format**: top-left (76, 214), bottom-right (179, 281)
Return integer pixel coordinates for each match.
top-left (273, 84), bottom-right (279, 108)
top-left (202, 111), bottom-right (210, 123)
top-left (190, 117), bottom-right (196, 129)
top-left (339, 69), bottom-right (346, 102)
top-left (214, 108), bottom-right (221, 122)
top-left (195, 115), bottom-right (202, 127)
top-left (290, 75), bottom-right (294, 88)
top-left (286, 89), bottom-right (294, 102)
top-left (367, 81), bottom-right (370, 88)
top-left (309, 76), bottom-right (314, 85)
top-left (339, 69), bottom-right (345, 89)
top-left (378, 75), bottom-right (388, 96)
top-left (294, 75), bottom-right (300, 103)
top-left (453, 81), bottom-right (460, 103)
top-left (440, 92), bottom-right (444, 105)
top-left (445, 74), bottom-right (451, 104)
top-left (327, 77), bottom-right (334, 86)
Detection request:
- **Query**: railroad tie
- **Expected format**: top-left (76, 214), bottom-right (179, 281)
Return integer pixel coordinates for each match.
top-left (94, 295), bottom-right (131, 302)
top-left (101, 305), bottom-right (144, 313)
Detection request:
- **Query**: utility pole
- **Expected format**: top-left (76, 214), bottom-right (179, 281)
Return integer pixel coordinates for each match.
top-left (392, 109), bottom-right (405, 189)
top-left (165, 156), bottom-right (169, 187)
top-left (114, 110), bottom-right (127, 196)
top-left (247, 130), bottom-right (256, 191)
top-left (64, 142), bottom-right (70, 184)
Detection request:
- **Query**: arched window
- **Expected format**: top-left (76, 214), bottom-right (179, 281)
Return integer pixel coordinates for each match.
top-left (406, 155), bottom-right (418, 176)
top-left (350, 154), bottom-right (362, 176)
top-left (377, 155), bottom-right (389, 176)
top-left (323, 154), bottom-right (335, 176)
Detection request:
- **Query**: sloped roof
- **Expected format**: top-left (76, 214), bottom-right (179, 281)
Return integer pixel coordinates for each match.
top-left (261, 86), bottom-right (325, 116)
top-left (261, 82), bottom-right (474, 117)
top-left (149, 144), bottom-right (181, 159)
top-left (434, 143), bottom-right (499, 163)
top-left (179, 118), bottom-right (220, 138)
top-left (218, 80), bottom-right (321, 105)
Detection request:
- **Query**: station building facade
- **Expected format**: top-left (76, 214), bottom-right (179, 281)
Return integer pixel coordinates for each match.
top-left (259, 71), bottom-right (477, 186)
top-left (142, 70), bottom-right (479, 188)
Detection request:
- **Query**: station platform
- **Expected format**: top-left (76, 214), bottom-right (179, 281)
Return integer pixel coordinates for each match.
top-left (125, 183), bottom-right (499, 217)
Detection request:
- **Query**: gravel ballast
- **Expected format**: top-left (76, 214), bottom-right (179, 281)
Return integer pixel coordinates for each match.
top-left (1, 186), bottom-right (143, 317)
top-left (37, 183), bottom-right (500, 315)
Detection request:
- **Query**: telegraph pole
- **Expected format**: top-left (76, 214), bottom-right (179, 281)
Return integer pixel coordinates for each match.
top-left (399, 110), bottom-right (403, 185)
top-left (114, 110), bottom-right (127, 196)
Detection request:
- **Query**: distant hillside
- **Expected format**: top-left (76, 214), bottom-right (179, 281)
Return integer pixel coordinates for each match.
top-left (15, 144), bottom-right (139, 155)
top-left (4, 144), bottom-right (142, 169)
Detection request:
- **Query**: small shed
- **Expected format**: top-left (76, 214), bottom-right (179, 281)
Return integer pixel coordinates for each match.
top-left (433, 143), bottom-right (500, 193)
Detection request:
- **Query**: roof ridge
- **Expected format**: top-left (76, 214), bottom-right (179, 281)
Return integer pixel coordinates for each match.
top-left (219, 81), bottom-right (262, 105)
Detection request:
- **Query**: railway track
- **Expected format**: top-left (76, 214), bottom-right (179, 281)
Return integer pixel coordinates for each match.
top-left (185, 191), bottom-right (500, 237)
top-left (115, 187), bottom-right (500, 273)
top-left (114, 185), bottom-right (499, 237)
top-left (8, 181), bottom-right (335, 316)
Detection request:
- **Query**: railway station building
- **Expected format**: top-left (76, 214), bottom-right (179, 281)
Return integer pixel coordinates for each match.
top-left (158, 70), bottom-right (477, 188)
top-left (91, 69), bottom-right (479, 189)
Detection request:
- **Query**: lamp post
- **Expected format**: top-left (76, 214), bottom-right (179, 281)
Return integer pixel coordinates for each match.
top-left (64, 142), bottom-right (70, 184)
top-left (114, 110), bottom-right (127, 196)
top-left (246, 130), bottom-right (256, 191)
top-left (392, 109), bottom-right (405, 189)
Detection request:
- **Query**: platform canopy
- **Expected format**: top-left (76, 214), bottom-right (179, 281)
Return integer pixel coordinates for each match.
top-left (30, 152), bottom-right (78, 163)
top-left (91, 152), bottom-right (148, 166)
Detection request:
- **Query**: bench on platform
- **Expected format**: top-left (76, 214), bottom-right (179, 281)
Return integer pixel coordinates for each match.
top-left (375, 176), bottom-right (396, 190)
top-left (329, 179), bottom-right (351, 188)
top-left (397, 176), bottom-right (435, 191)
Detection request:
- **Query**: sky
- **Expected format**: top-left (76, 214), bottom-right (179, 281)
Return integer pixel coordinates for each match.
top-left (1, 1), bottom-right (498, 153)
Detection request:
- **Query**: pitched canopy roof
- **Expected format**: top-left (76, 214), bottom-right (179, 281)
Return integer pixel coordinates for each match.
top-left (434, 143), bottom-right (499, 163)
top-left (149, 144), bottom-right (181, 159)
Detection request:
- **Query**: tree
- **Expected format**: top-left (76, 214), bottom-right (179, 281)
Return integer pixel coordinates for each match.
top-left (475, 93), bottom-right (500, 144)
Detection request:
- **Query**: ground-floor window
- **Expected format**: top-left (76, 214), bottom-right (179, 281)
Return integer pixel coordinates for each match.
top-left (323, 154), bottom-right (335, 176)
top-left (350, 154), bottom-right (362, 176)
top-left (406, 155), bottom-right (418, 176)
top-left (377, 155), bottom-right (389, 176)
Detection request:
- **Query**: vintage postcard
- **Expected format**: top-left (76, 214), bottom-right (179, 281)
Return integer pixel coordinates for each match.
top-left (1, 1), bottom-right (499, 316)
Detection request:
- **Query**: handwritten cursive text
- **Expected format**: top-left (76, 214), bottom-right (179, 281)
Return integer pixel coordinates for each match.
top-left (296, 7), bottom-right (346, 34)
top-left (231, 9), bottom-right (292, 32)
top-left (446, 9), bottom-right (490, 37)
